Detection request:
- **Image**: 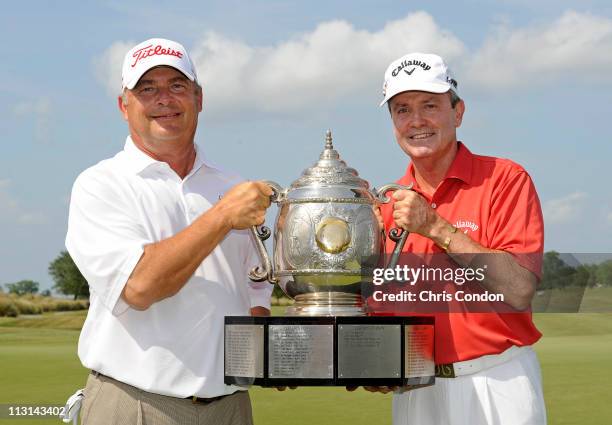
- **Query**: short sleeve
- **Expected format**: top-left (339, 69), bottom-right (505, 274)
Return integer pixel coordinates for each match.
top-left (66, 170), bottom-right (149, 315)
top-left (487, 169), bottom-right (544, 279)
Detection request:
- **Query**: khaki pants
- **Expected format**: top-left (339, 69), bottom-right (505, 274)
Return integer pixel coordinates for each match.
top-left (81, 373), bottom-right (253, 425)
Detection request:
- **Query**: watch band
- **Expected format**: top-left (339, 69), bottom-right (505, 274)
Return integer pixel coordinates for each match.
top-left (440, 225), bottom-right (458, 251)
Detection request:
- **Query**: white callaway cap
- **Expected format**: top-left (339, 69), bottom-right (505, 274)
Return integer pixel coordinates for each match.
top-left (121, 38), bottom-right (198, 90)
top-left (380, 52), bottom-right (458, 106)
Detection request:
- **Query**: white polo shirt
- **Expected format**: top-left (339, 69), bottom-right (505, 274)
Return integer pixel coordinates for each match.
top-left (66, 136), bottom-right (272, 398)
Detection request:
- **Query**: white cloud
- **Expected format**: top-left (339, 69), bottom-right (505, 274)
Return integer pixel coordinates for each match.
top-left (543, 192), bottom-right (588, 224)
top-left (11, 98), bottom-right (52, 143)
top-left (192, 12), bottom-right (464, 112)
top-left (95, 12), bottom-right (465, 111)
top-left (463, 10), bottom-right (612, 90)
top-left (93, 40), bottom-right (134, 96)
top-left (0, 179), bottom-right (47, 225)
top-left (94, 10), bottom-right (612, 113)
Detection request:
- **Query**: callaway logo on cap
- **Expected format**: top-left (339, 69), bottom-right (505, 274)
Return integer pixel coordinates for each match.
top-left (380, 52), bottom-right (458, 106)
top-left (121, 38), bottom-right (198, 90)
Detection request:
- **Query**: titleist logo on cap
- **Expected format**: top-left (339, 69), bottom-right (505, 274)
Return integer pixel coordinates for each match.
top-left (130, 44), bottom-right (184, 68)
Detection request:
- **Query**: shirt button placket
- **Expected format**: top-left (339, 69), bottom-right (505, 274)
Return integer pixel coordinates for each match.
top-left (180, 182), bottom-right (195, 223)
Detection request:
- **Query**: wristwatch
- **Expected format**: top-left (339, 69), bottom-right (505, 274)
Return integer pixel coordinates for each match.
top-left (440, 225), bottom-right (458, 251)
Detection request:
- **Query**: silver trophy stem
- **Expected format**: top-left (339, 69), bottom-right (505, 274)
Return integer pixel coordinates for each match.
top-left (286, 292), bottom-right (365, 316)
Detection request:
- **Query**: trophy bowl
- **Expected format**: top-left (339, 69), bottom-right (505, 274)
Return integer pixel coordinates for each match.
top-left (250, 130), bottom-right (410, 316)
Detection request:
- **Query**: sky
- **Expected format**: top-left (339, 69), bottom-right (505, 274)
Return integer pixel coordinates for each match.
top-left (1, 0), bottom-right (611, 291)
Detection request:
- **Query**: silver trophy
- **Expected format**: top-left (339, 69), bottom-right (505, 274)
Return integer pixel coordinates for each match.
top-left (248, 130), bottom-right (410, 316)
top-left (224, 131), bottom-right (434, 387)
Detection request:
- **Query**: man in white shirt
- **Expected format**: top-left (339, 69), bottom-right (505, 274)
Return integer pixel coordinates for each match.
top-left (66, 38), bottom-right (273, 425)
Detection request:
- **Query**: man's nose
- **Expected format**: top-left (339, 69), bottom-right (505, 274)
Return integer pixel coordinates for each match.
top-left (408, 110), bottom-right (426, 127)
top-left (411, 110), bottom-right (426, 127)
top-left (155, 88), bottom-right (173, 105)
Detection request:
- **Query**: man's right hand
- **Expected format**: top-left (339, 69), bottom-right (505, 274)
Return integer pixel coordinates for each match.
top-left (122, 180), bottom-right (273, 310)
top-left (216, 181), bottom-right (273, 229)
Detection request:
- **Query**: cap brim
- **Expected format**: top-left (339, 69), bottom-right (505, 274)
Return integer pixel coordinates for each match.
top-left (123, 56), bottom-right (196, 90)
top-left (379, 82), bottom-right (452, 107)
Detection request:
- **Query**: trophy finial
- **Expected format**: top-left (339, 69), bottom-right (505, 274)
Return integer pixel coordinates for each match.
top-left (318, 129), bottom-right (340, 161)
top-left (325, 129), bottom-right (333, 150)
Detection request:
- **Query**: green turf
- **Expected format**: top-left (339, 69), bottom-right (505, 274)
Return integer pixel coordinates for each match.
top-left (0, 310), bottom-right (87, 330)
top-left (535, 312), bottom-right (612, 425)
top-left (578, 286), bottom-right (612, 312)
top-left (533, 286), bottom-right (612, 313)
top-left (1, 311), bottom-right (611, 424)
top-left (0, 327), bottom-right (87, 424)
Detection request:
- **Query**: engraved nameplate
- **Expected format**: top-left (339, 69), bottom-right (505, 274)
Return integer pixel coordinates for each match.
top-left (337, 324), bottom-right (401, 378)
top-left (225, 324), bottom-right (264, 378)
top-left (268, 324), bottom-right (334, 379)
top-left (404, 324), bottom-right (435, 378)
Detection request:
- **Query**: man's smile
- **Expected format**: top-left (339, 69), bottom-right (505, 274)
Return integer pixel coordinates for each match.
top-left (151, 112), bottom-right (181, 120)
top-left (410, 132), bottom-right (435, 140)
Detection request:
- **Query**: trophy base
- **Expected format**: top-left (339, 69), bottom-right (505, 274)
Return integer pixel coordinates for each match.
top-left (286, 292), bottom-right (365, 316)
top-left (224, 315), bottom-right (435, 387)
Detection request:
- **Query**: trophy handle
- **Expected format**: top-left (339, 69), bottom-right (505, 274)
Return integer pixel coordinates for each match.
top-left (248, 181), bottom-right (283, 283)
top-left (374, 183), bottom-right (414, 270)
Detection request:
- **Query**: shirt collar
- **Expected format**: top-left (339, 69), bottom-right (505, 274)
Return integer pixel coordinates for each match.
top-left (121, 136), bottom-right (209, 177)
top-left (122, 136), bottom-right (159, 174)
top-left (444, 141), bottom-right (473, 184)
top-left (403, 141), bottom-right (473, 188)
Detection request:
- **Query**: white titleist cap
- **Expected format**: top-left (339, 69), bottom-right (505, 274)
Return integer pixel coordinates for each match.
top-left (121, 38), bottom-right (198, 90)
top-left (380, 52), bottom-right (457, 106)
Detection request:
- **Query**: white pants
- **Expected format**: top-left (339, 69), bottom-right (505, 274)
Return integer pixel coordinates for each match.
top-left (393, 347), bottom-right (546, 425)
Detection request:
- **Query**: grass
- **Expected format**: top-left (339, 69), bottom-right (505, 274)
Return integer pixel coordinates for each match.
top-left (0, 327), bottom-right (86, 425)
top-left (533, 313), bottom-right (612, 425)
top-left (578, 286), bottom-right (612, 312)
top-left (0, 310), bottom-right (87, 330)
top-left (0, 310), bottom-right (611, 424)
top-left (532, 286), bottom-right (612, 313)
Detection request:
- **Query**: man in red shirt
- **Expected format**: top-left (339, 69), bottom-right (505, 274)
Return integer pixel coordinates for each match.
top-left (374, 53), bottom-right (546, 425)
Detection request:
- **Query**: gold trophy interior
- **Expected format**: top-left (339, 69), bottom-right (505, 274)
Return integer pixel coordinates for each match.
top-left (249, 131), bottom-right (410, 316)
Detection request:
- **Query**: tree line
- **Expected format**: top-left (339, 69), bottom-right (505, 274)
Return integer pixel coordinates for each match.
top-left (540, 251), bottom-right (612, 290)
top-left (2, 251), bottom-right (88, 299)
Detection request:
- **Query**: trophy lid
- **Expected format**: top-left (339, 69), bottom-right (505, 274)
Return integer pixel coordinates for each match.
top-left (285, 130), bottom-right (372, 201)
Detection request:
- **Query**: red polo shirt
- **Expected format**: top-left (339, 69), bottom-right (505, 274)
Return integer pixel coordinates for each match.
top-left (378, 142), bottom-right (544, 364)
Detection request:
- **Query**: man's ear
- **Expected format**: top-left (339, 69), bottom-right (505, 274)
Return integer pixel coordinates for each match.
top-left (455, 99), bottom-right (465, 128)
top-left (117, 95), bottom-right (129, 121)
top-left (196, 86), bottom-right (203, 112)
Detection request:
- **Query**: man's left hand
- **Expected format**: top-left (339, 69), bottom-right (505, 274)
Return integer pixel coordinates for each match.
top-left (391, 190), bottom-right (440, 237)
top-left (250, 306), bottom-right (271, 317)
top-left (272, 386), bottom-right (298, 391)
